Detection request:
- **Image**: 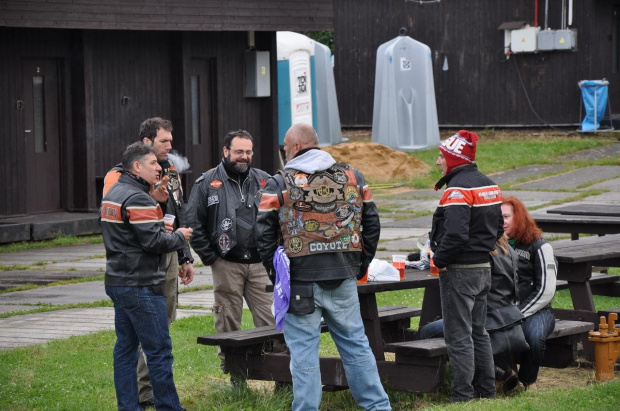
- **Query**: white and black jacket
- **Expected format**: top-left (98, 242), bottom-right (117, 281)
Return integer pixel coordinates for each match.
top-left (512, 238), bottom-right (557, 318)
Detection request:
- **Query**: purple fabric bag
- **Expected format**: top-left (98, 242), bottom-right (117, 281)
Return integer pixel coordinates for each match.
top-left (272, 246), bottom-right (291, 331)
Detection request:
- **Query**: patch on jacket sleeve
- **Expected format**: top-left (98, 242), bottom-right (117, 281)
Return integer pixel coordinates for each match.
top-left (447, 190), bottom-right (465, 200)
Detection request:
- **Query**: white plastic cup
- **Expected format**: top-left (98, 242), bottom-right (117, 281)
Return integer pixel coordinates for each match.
top-left (392, 255), bottom-right (407, 280)
top-left (163, 214), bottom-right (176, 224)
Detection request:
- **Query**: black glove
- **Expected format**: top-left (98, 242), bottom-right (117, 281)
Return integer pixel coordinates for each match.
top-left (268, 269), bottom-right (276, 285)
top-left (357, 259), bottom-right (370, 280)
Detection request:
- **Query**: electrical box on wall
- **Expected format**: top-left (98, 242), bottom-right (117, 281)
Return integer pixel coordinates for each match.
top-left (510, 26), bottom-right (540, 53)
top-left (537, 29), bottom-right (555, 51)
top-left (554, 29), bottom-right (577, 51)
top-left (245, 50), bottom-right (270, 98)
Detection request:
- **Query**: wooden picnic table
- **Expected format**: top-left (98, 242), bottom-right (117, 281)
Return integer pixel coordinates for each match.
top-left (532, 213), bottom-right (620, 240)
top-left (198, 266), bottom-right (597, 390)
top-left (550, 234), bottom-right (620, 324)
top-left (199, 269), bottom-right (446, 392)
top-left (546, 204), bottom-right (620, 217)
top-left (357, 270), bottom-right (441, 361)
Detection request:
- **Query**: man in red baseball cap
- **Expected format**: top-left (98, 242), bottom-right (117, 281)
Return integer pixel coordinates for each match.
top-left (429, 130), bottom-right (504, 402)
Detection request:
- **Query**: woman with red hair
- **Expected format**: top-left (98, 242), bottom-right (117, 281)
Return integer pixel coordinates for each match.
top-left (499, 196), bottom-right (557, 391)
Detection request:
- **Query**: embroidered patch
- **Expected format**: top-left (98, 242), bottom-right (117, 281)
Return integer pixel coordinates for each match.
top-left (218, 233), bottom-right (231, 251)
top-left (207, 195), bottom-right (219, 206)
top-left (335, 204), bottom-right (353, 220)
top-left (447, 190), bottom-right (465, 200)
top-left (288, 236), bottom-right (303, 254)
top-left (293, 201), bottom-right (313, 212)
top-left (210, 180), bottom-right (223, 189)
top-left (279, 207), bottom-right (296, 222)
top-left (286, 222), bottom-right (301, 235)
top-left (350, 231), bottom-right (361, 248)
top-left (344, 186), bottom-right (359, 203)
top-left (293, 173), bottom-right (309, 187)
top-left (303, 175), bottom-right (341, 203)
top-left (340, 234), bottom-right (351, 245)
top-left (308, 240), bottom-right (349, 253)
top-left (259, 178), bottom-right (267, 187)
top-left (332, 171), bottom-right (348, 184)
top-left (289, 186), bottom-right (303, 201)
top-left (303, 219), bottom-right (320, 232)
top-left (312, 202), bottom-right (337, 213)
top-left (220, 218), bottom-right (233, 231)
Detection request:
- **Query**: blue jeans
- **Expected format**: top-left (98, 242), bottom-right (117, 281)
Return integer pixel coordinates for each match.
top-left (518, 306), bottom-right (555, 385)
top-left (105, 285), bottom-right (183, 411)
top-left (439, 266), bottom-right (495, 402)
top-left (419, 319), bottom-right (445, 340)
top-left (283, 277), bottom-right (391, 411)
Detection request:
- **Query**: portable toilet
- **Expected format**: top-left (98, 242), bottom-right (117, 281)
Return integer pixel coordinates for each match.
top-left (277, 31), bottom-right (342, 146)
top-left (372, 29), bottom-right (440, 151)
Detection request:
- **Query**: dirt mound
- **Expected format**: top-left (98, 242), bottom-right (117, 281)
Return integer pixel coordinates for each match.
top-left (322, 142), bottom-right (431, 182)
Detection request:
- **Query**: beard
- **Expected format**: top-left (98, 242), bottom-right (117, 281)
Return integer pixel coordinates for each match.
top-left (224, 154), bottom-right (251, 174)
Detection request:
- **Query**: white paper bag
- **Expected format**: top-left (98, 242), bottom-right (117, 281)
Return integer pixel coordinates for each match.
top-left (367, 259), bottom-right (400, 282)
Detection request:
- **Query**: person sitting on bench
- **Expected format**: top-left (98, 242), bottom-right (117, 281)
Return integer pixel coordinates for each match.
top-left (498, 196), bottom-right (557, 391)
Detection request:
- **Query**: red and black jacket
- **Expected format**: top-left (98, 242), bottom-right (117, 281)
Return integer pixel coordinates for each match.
top-left (430, 164), bottom-right (504, 268)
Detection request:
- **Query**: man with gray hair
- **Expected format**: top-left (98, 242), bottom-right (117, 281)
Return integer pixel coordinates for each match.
top-left (255, 124), bottom-right (391, 411)
top-left (101, 142), bottom-right (192, 411)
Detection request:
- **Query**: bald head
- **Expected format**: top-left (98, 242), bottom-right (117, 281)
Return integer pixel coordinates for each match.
top-left (283, 124), bottom-right (319, 162)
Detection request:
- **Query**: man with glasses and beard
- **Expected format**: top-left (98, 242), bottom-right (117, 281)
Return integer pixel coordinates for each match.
top-left (186, 129), bottom-right (275, 377)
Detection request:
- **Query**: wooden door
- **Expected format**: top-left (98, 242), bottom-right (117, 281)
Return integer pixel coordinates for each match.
top-left (187, 58), bottom-right (217, 186)
top-left (22, 59), bottom-right (62, 213)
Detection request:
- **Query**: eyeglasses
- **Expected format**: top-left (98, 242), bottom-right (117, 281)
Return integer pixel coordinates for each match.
top-left (231, 149), bottom-right (253, 156)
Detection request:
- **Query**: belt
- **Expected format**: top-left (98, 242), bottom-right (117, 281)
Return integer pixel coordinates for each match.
top-left (448, 262), bottom-right (491, 269)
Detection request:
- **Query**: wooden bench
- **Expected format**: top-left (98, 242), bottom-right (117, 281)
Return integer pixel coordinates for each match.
top-left (376, 305), bottom-right (422, 343)
top-left (196, 305), bottom-right (422, 349)
top-left (541, 319), bottom-right (594, 367)
top-left (196, 305), bottom-right (424, 388)
top-left (556, 272), bottom-right (620, 295)
top-left (382, 320), bottom-right (593, 370)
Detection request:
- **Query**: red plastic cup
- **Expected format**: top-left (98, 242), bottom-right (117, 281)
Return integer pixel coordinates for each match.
top-left (358, 268), bottom-right (369, 284)
top-left (430, 257), bottom-right (439, 276)
top-left (392, 255), bottom-right (406, 281)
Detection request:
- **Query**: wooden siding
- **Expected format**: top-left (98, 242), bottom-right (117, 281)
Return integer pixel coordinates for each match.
top-left (89, 30), bottom-right (174, 177)
top-left (1, 0), bottom-right (333, 32)
top-left (1, 26), bottom-right (280, 217)
top-left (334, 0), bottom-right (620, 127)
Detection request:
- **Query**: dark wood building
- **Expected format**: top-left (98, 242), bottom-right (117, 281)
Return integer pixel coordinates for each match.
top-left (0, 1), bottom-right (333, 218)
top-left (333, 0), bottom-right (620, 127)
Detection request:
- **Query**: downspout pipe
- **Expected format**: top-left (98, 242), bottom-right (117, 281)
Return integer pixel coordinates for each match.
top-left (535, 0), bottom-right (539, 27)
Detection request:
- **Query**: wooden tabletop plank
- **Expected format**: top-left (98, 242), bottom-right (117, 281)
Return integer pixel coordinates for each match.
top-left (550, 234), bottom-right (620, 263)
top-left (547, 204), bottom-right (620, 217)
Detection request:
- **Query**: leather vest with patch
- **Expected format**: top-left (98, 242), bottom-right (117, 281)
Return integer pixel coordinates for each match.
top-left (280, 164), bottom-right (363, 258)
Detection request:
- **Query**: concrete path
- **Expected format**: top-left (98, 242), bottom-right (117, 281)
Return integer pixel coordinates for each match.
top-left (1, 142), bottom-right (619, 350)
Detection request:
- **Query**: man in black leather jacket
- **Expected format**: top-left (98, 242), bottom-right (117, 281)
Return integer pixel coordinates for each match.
top-left (103, 117), bottom-right (194, 407)
top-left (185, 129), bottom-right (275, 374)
top-left (255, 124), bottom-right (390, 411)
top-left (101, 142), bottom-right (192, 411)
top-left (430, 130), bottom-right (503, 402)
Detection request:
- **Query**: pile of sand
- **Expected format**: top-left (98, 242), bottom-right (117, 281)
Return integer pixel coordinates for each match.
top-left (322, 142), bottom-right (431, 182)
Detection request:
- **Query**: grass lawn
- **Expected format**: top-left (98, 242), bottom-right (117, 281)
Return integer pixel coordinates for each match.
top-left (1, 130), bottom-right (620, 409)
top-left (2, 289), bottom-right (620, 410)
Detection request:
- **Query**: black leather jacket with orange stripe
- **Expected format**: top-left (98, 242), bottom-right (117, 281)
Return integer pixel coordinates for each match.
top-left (100, 173), bottom-right (187, 287)
top-left (430, 164), bottom-right (504, 268)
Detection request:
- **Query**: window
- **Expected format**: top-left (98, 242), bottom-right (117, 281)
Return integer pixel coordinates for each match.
top-left (191, 75), bottom-right (201, 145)
top-left (33, 75), bottom-right (46, 153)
